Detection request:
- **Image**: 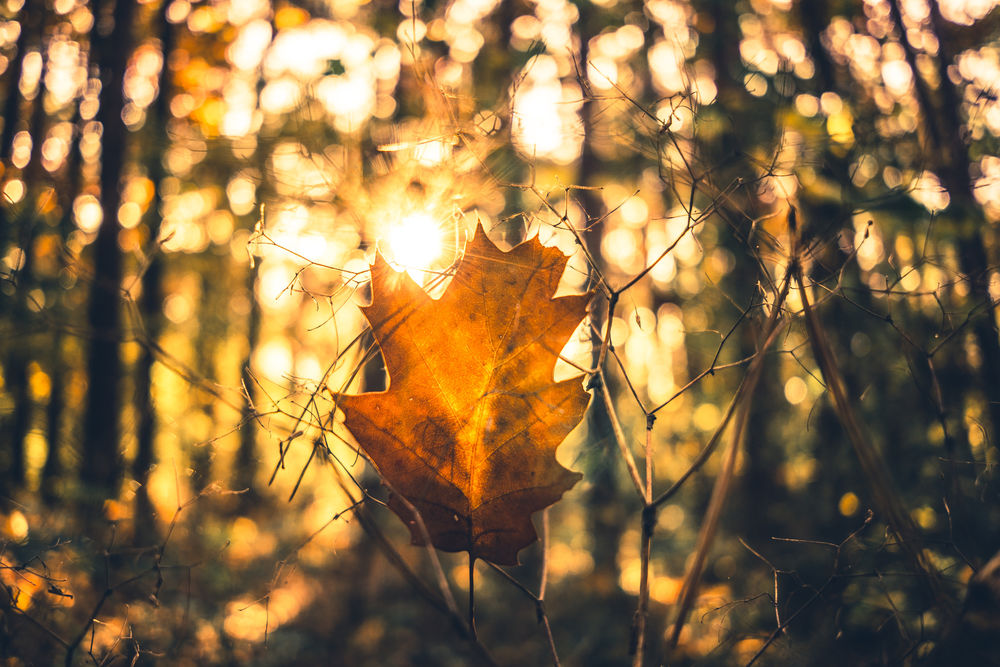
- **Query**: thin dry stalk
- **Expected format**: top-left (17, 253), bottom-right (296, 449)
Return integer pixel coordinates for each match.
top-left (792, 258), bottom-right (953, 613)
top-left (666, 345), bottom-right (761, 649)
top-left (644, 419), bottom-right (654, 502)
top-left (665, 273), bottom-right (791, 651)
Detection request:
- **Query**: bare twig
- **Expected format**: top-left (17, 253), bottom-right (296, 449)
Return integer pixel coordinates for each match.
top-left (373, 477), bottom-right (462, 620)
top-left (600, 365), bottom-right (648, 502)
top-left (745, 512), bottom-right (875, 666)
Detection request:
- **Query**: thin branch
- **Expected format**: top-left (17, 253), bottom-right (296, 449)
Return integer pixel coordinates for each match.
top-left (599, 366), bottom-right (647, 502)
top-left (378, 477), bottom-right (462, 620)
top-left (630, 505), bottom-right (655, 666)
top-left (483, 562), bottom-right (562, 667)
top-left (652, 316), bottom-right (789, 509)
top-left (746, 513), bottom-right (875, 666)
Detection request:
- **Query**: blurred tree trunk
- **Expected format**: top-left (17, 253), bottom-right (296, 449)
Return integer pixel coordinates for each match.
top-left (874, 1), bottom-right (994, 560)
top-left (43, 125), bottom-right (84, 504)
top-left (133, 240), bottom-right (162, 536)
top-left (133, 0), bottom-right (174, 541)
top-left (191, 265), bottom-right (223, 490)
top-left (698, 0), bottom-right (783, 542)
top-left (1, 7), bottom-right (50, 493)
top-left (42, 14), bottom-right (90, 500)
top-left (0, 0), bottom-right (36, 161)
top-left (80, 0), bottom-right (135, 502)
top-left (796, 0), bottom-right (837, 93)
top-left (1, 352), bottom-right (29, 491)
top-left (577, 1), bottom-right (628, 595)
top-left (235, 255), bottom-right (261, 503)
top-left (924, 0), bottom-right (1000, 464)
top-left (233, 24), bottom-right (277, 506)
top-left (912, 0), bottom-right (1000, 562)
top-left (42, 331), bottom-right (65, 503)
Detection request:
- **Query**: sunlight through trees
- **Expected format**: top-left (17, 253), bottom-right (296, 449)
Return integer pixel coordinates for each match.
top-left (1, 0), bottom-right (999, 664)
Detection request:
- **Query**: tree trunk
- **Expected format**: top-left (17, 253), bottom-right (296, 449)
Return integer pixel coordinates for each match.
top-left (80, 0), bottom-right (135, 502)
top-left (0, 0), bottom-right (37, 160)
top-left (191, 267), bottom-right (220, 491)
top-left (41, 331), bottom-right (65, 504)
top-left (235, 259), bottom-right (261, 504)
top-left (926, 0), bottom-right (1000, 459)
top-left (1, 6), bottom-right (50, 494)
top-left (133, 0), bottom-right (174, 541)
top-left (577, 1), bottom-right (628, 594)
top-left (2, 356), bottom-right (29, 491)
top-left (42, 64), bottom-right (88, 505)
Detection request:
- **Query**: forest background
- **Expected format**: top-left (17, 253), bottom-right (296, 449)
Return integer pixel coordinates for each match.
top-left (1, 0), bottom-right (999, 664)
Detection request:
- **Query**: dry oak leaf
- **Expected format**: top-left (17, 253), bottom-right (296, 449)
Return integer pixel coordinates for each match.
top-left (338, 224), bottom-right (592, 565)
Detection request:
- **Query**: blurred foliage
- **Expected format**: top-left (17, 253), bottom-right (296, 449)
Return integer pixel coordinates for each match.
top-left (1, 0), bottom-right (1000, 665)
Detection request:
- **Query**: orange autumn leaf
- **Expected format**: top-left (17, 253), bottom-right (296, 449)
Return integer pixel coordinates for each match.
top-left (338, 224), bottom-right (592, 565)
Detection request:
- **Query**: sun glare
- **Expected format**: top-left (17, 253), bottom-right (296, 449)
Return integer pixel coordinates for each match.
top-left (383, 212), bottom-right (444, 277)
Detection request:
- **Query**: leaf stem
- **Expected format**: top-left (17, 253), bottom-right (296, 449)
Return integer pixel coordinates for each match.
top-left (644, 417), bottom-right (654, 503)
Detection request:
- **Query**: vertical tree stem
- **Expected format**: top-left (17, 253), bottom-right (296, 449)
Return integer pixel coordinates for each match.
top-left (644, 424), bottom-right (653, 502)
top-left (468, 556), bottom-right (477, 640)
top-left (632, 418), bottom-right (657, 666)
top-left (632, 505), bottom-right (654, 666)
top-left (540, 508), bottom-right (550, 599)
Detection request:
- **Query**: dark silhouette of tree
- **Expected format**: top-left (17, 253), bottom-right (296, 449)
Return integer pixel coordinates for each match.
top-left (235, 241), bottom-right (262, 505)
top-left (132, 0), bottom-right (174, 541)
top-left (42, 81), bottom-right (87, 506)
top-left (925, 1), bottom-right (1000, 480)
top-left (1, 4), bottom-right (50, 493)
top-left (234, 12), bottom-right (277, 506)
top-left (80, 0), bottom-right (135, 501)
top-left (576, 0), bottom-right (628, 603)
top-left (0, 0), bottom-right (36, 160)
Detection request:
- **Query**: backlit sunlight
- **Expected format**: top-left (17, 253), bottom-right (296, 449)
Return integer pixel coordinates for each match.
top-left (5, 0), bottom-right (1000, 664)
top-left (382, 212), bottom-right (445, 279)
